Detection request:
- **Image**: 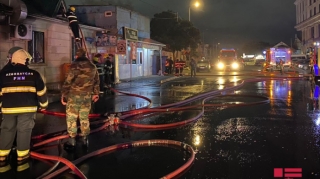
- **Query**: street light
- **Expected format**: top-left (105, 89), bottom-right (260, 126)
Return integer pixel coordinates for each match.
top-left (187, 1), bottom-right (201, 61)
top-left (189, 1), bottom-right (201, 22)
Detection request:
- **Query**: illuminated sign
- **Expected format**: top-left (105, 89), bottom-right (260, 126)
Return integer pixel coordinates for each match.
top-left (123, 27), bottom-right (138, 41)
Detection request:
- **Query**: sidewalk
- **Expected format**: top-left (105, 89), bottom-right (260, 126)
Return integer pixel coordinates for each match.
top-left (47, 75), bottom-right (178, 103)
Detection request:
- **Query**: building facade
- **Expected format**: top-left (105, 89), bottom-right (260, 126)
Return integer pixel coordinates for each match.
top-left (0, 0), bottom-right (104, 91)
top-left (294, 0), bottom-right (320, 52)
top-left (73, 5), bottom-right (165, 81)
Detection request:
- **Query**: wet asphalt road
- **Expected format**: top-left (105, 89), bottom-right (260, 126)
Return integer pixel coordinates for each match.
top-left (1, 65), bottom-right (320, 179)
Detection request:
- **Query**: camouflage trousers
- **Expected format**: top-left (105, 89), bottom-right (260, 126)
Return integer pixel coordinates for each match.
top-left (66, 94), bottom-right (92, 138)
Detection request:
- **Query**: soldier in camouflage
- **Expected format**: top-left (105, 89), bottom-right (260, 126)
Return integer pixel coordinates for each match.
top-left (61, 48), bottom-right (100, 151)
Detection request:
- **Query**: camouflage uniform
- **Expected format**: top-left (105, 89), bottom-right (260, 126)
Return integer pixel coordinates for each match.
top-left (61, 54), bottom-right (100, 138)
top-left (66, 95), bottom-right (91, 137)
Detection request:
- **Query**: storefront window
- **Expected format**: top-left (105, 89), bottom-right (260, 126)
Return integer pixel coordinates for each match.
top-left (28, 31), bottom-right (44, 63)
top-left (119, 55), bottom-right (127, 64)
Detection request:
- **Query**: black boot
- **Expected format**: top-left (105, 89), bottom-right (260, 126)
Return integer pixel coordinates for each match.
top-left (82, 136), bottom-right (89, 148)
top-left (64, 137), bottom-right (76, 152)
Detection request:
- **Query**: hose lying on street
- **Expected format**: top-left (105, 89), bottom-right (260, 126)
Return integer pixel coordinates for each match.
top-left (7, 76), bottom-right (303, 179)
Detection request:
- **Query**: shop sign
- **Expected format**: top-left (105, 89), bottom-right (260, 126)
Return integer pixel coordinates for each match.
top-left (117, 40), bottom-right (126, 54)
top-left (85, 37), bottom-right (95, 44)
top-left (123, 27), bottom-right (138, 41)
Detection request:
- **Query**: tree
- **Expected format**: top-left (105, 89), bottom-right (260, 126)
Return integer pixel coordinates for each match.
top-left (150, 10), bottom-right (201, 58)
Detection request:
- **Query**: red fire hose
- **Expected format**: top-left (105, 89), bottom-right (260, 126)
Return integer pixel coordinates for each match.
top-left (42, 140), bottom-right (195, 179)
top-left (22, 77), bottom-right (303, 178)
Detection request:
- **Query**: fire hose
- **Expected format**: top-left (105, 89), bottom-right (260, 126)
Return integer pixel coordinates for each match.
top-left (8, 77), bottom-right (303, 178)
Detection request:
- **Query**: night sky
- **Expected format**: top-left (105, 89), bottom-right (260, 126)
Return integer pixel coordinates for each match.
top-left (66, 0), bottom-right (298, 48)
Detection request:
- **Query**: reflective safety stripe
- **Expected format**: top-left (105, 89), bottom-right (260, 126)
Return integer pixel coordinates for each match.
top-left (70, 20), bottom-right (77, 23)
top-left (68, 15), bottom-right (77, 18)
top-left (0, 165), bottom-right (11, 173)
top-left (39, 100), bottom-right (48, 108)
top-left (0, 150), bottom-right (10, 156)
top-left (0, 102), bottom-right (2, 108)
top-left (37, 86), bottom-right (47, 96)
top-left (2, 107), bottom-right (37, 114)
top-left (2, 86), bottom-right (36, 93)
top-left (17, 150), bottom-right (29, 157)
top-left (17, 163), bottom-right (29, 172)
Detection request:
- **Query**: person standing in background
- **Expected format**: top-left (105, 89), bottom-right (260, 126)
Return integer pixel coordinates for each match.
top-left (190, 58), bottom-right (197, 77)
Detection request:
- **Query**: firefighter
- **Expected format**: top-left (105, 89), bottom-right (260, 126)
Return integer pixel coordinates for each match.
top-left (0, 49), bottom-right (48, 168)
top-left (61, 48), bottom-right (100, 151)
top-left (165, 59), bottom-right (170, 74)
top-left (104, 57), bottom-right (113, 87)
top-left (64, 6), bottom-right (80, 42)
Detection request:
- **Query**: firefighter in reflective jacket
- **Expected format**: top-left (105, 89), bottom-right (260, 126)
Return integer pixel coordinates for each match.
top-left (0, 49), bottom-right (48, 168)
top-left (64, 6), bottom-right (80, 42)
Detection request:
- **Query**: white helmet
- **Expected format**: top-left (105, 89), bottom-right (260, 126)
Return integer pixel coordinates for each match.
top-left (11, 49), bottom-right (32, 65)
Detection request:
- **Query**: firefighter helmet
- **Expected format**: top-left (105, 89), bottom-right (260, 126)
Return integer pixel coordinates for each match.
top-left (70, 6), bottom-right (75, 12)
top-left (93, 57), bottom-right (99, 63)
top-left (11, 49), bottom-right (32, 65)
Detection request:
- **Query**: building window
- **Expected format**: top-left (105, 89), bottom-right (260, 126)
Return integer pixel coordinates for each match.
top-left (139, 52), bottom-right (143, 64)
top-left (71, 37), bottom-right (83, 61)
top-left (311, 27), bottom-right (315, 38)
top-left (310, 0), bottom-right (312, 5)
top-left (310, 10), bottom-right (312, 17)
top-left (27, 31), bottom-right (44, 63)
top-left (314, 7), bottom-right (316, 15)
top-left (318, 24), bottom-right (320, 37)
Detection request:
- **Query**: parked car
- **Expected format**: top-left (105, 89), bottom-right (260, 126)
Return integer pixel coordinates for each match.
top-left (197, 60), bottom-right (211, 72)
top-left (297, 59), bottom-right (311, 70)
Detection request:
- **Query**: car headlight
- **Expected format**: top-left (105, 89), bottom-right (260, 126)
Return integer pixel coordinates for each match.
top-left (232, 62), bottom-right (239, 69)
top-left (217, 62), bottom-right (224, 69)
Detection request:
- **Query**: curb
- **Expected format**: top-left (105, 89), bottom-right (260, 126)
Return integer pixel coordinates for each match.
top-left (160, 76), bottom-right (179, 84)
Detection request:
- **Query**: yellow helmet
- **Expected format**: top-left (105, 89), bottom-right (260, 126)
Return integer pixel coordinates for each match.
top-left (11, 49), bottom-right (32, 65)
top-left (93, 57), bottom-right (99, 62)
top-left (70, 6), bottom-right (75, 12)
top-left (103, 53), bottom-right (109, 59)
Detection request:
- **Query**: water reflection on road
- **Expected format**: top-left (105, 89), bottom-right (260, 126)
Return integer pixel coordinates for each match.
top-left (28, 70), bottom-right (320, 179)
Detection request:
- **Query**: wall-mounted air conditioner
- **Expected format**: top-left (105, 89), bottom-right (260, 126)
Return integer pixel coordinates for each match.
top-left (14, 24), bottom-right (32, 40)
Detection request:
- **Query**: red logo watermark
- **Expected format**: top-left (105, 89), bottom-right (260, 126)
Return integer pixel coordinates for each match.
top-left (274, 168), bottom-right (302, 178)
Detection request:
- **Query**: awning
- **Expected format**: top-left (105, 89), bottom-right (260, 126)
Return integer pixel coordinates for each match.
top-left (138, 37), bottom-right (166, 47)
